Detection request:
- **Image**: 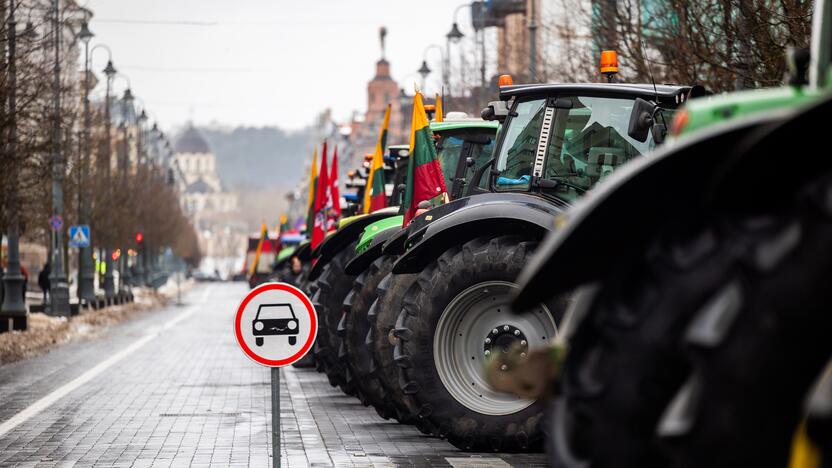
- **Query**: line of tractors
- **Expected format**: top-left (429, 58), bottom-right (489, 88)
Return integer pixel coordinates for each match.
top-left (262, 1), bottom-right (831, 464)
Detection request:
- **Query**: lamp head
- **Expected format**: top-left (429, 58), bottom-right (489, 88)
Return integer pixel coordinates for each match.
top-left (418, 60), bottom-right (431, 79)
top-left (78, 21), bottom-right (94, 44)
top-left (446, 22), bottom-right (464, 43)
top-left (103, 60), bottom-right (116, 78)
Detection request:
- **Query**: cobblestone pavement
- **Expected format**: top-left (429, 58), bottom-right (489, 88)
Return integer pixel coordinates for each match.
top-left (0, 283), bottom-right (547, 467)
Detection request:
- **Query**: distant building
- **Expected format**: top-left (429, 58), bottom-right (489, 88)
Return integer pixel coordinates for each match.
top-left (173, 125), bottom-right (238, 215)
top-left (172, 125), bottom-right (244, 277)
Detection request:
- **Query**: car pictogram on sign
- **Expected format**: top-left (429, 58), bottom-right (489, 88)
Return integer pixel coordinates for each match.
top-left (252, 303), bottom-right (299, 346)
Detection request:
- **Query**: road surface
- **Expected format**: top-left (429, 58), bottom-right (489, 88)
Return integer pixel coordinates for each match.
top-left (0, 283), bottom-right (546, 467)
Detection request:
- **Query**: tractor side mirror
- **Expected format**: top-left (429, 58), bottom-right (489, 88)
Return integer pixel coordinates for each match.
top-left (628, 97), bottom-right (657, 143)
top-left (391, 183), bottom-right (406, 206)
top-left (482, 100), bottom-right (509, 122)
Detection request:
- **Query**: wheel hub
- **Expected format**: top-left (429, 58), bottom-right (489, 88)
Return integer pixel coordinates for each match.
top-left (483, 324), bottom-right (528, 357)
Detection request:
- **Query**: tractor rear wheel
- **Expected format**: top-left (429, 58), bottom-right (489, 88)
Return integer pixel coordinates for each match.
top-left (369, 271), bottom-right (417, 425)
top-left (341, 256), bottom-right (397, 418)
top-left (394, 235), bottom-right (566, 452)
top-left (314, 241), bottom-right (358, 395)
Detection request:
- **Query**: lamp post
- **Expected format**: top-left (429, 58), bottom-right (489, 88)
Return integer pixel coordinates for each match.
top-left (422, 44), bottom-right (446, 95)
top-left (528, 0), bottom-right (537, 81)
top-left (135, 108), bottom-right (148, 286)
top-left (1, 5), bottom-right (37, 330)
top-left (447, 10), bottom-right (464, 96)
top-left (76, 19), bottom-right (95, 306)
top-left (118, 86), bottom-right (135, 291)
top-left (101, 58), bottom-right (117, 302)
top-left (48, 0), bottom-right (70, 316)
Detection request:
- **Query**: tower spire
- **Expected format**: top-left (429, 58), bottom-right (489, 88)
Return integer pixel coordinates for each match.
top-left (379, 26), bottom-right (387, 60)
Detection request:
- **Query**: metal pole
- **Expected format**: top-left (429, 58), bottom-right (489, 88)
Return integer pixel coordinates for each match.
top-left (78, 32), bottom-right (94, 305)
top-left (444, 37), bottom-right (451, 97)
top-left (1, 1), bottom-right (27, 329)
top-left (49, 0), bottom-right (70, 316)
top-left (480, 29), bottom-right (486, 91)
top-left (271, 367), bottom-right (281, 468)
top-left (102, 67), bottom-right (115, 301)
top-left (528, 0), bottom-right (537, 82)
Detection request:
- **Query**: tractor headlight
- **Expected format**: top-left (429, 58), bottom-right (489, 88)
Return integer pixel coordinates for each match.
top-left (254, 321), bottom-right (264, 331)
top-left (287, 320), bottom-right (297, 330)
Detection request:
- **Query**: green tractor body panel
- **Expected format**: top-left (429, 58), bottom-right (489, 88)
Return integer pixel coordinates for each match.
top-left (276, 246), bottom-right (296, 263)
top-left (356, 215), bottom-right (404, 253)
top-left (678, 86), bottom-right (824, 136)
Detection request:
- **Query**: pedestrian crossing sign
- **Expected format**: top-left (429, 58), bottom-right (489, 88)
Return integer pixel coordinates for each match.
top-left (69, 225), bottom-right (91, 248)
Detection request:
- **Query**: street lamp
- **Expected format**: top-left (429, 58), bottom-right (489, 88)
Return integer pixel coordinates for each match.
top-left (48, 0), bottom-right (71, 316)
top-left (448, 4), bottom-right (471, 98)
top-left (76, 20), bottom-right (96, 306)
top-left (100, 57), bottom-right (118, 302)
top-left (1, 3), bottom-right (38, 330)
top-left (422, 44), bottom-right (446, 95)
top-left (417, 60), bottom-right (431, 93)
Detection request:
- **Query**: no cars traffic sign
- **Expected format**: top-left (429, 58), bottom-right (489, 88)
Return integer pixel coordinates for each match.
top-left (234, 282), bottom-right (317, 367)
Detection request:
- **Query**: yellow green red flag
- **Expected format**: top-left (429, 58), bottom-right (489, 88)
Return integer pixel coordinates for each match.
top-left (362, 103), bottom-right (391, 214)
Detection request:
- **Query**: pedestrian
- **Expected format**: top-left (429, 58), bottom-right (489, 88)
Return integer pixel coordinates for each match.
top-left (38, 262), bottom-right (50, 304)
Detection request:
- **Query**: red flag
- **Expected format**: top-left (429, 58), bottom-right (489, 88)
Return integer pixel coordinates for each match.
top-left (329, 146), bottom-right (341, 219)
top-left (311, 141), bottom-right (329, 249)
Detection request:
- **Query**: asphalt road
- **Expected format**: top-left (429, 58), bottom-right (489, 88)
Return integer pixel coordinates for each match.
top-left (0, 282), bottom-right (546, 467)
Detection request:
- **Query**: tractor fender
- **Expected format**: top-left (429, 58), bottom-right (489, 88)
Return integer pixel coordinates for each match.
top-left (308, 208), bottom-right (398, 281)
top-left (392, 192), bottom-right (565, 274)
top-left (514, 99), bottom-right (820, 310)
top-left (344, 224), bottom-right (401, 275)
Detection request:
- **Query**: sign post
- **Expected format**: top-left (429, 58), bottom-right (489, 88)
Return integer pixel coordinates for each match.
top-left (234, 283), bottom-right (317, 468)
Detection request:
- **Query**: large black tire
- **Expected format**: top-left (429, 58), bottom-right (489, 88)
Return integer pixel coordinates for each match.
top-left (369, 271), bottom-right (417, 425)
top-left (340, 256), bottom-right (398, 419)
top-left (394, 235), bottom-right (566, 452)
top-left (556, 174), bottom-right (832, 468)
top-left (655, 174), bottom-right (832, 468)
top-left (552, 224), bottom-right (733, 468)
top-left (314, 241), bottom-right (358, 395)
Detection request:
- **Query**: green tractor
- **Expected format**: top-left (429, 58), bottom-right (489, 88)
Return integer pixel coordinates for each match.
top-left (308, 119), bottom-right (500, 396)
top-left (513, 0), bottom-right (832, 466)
top-left (348, 77), bottom-right (703, 451)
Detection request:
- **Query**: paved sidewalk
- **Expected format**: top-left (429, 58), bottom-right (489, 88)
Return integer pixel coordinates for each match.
top-left (0, 283), bottom-right (546, 467)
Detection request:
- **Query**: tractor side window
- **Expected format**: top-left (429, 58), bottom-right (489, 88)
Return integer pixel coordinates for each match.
top-left (436, 134), bottom-right (465, 193)
top-left (543, 95), bottom-right (657, 201)
top-left (468, 136), bottom-right (496, 189)
top-left (495, 98), bottom-right (547, 191)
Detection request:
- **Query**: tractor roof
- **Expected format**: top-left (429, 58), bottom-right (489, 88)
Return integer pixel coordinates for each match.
top-left (500, 83), bottom-right (693, 102)
top-left (430, 120), bottom-right (500, 132)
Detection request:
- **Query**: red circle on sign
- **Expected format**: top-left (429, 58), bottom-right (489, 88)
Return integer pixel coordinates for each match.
top-left (234, 282), bottom-right (317, 367)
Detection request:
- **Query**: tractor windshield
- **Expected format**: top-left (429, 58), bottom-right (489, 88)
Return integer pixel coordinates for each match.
top-left (495, 95), bottom-right (673, 200)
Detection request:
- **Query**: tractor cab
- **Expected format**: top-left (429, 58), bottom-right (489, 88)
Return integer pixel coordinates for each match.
top-left (484, 81), bottom-right (694, 203)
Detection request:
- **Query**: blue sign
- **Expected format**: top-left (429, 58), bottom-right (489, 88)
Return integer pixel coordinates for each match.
top-left (49, 214), bottom-right (63, 231)
top-left (69, 225), bottom-right (91, 248)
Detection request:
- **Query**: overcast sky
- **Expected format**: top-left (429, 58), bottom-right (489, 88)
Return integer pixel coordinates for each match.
top-left (84, 0), bottom-right (475, 132)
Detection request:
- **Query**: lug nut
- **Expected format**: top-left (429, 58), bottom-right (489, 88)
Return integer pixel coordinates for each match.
top-left (485, 338), bottom-right (491, 344)
top-left (500, 364), bottom-right (508, 371)
top-left (520, 352), bottom-right (526, 357)
top-left (503, 325), bottom-right (510, 331)
top-left (484, 350), bottom-right (490, 356)
top-left (520, 340), bottom-right (527, 346)
top-left (492, 328), bottom-right (499, 334)
top-left (514, 330), bottom-right (520, 336)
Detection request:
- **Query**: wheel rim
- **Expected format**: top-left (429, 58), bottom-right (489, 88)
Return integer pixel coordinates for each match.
top-left (433, 280), bottom-right (557, 416)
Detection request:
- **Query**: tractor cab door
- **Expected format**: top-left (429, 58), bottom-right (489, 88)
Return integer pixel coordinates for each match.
top-left (434, 129), bottom-right (497, 200)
